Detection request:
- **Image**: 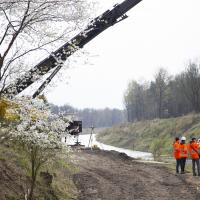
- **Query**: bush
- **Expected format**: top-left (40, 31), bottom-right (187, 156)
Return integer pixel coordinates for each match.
top-left (1, 97), bottom-right (71, 200)
top-left (150, 138), bottom-right (166, 160)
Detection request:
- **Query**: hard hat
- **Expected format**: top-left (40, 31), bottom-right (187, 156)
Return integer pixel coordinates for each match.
top-left (181, 136), bottom-right (186, 141)
top-left (191, 136), bottom-right (196, 140)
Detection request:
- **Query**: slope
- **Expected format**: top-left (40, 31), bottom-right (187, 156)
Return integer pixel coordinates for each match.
top-left (96, 113), bottom-right (200, 157)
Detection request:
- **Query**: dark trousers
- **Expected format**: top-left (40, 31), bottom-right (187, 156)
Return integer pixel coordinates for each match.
top-left (176, 159), bottom-right (181, 173)
top-left (192, 158), bottom-right (200, 176)
top-left (180, 157), bottom-right (186, 173)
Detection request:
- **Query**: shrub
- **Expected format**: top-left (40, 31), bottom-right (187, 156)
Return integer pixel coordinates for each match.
top-left (150, 138), bottom-right (166, 160)
top-left (1, 97), bottom-right (71, 200)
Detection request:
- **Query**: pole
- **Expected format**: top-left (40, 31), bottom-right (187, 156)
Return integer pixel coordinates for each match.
top-left (88, 126), bottom-right (94, 147)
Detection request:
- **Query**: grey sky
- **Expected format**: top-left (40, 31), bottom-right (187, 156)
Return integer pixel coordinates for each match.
top-left (45, 0), bottom-right (200, 109)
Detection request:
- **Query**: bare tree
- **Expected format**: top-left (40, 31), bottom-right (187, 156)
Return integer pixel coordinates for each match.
top-left (123, 63), bottom-right (200, 121)
top-left (124, 80), bottom-right (146, 122)
top-left (0, 0), bottom-right (91, 93)
top-left (179, 63), bottom-right (200, 112)
top-left (154, 68), bottom-right (169, 118)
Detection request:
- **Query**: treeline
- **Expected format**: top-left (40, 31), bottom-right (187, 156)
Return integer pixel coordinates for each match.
top-left (124, 62), bottom-right (200, 122)
top-left (51, 104), bottom-right (126, 128)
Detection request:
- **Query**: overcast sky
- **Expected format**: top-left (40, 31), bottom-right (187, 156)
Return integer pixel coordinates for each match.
top-left (45, 0), bottom-right (200, 109)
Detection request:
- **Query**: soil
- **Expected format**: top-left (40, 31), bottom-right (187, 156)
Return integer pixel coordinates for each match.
top-left (72, 149), bottom-right (200, 200)
top-left (0, 159), bottom-right (25, 200)
top-left (0, 153), bottom-right (59, 200)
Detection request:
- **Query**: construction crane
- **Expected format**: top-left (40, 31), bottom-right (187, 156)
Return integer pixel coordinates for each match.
top-left (3, 0), bottom-right (143, 98)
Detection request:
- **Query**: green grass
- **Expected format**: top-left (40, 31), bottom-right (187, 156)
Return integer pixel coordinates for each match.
top-left (0, 142), bottom-right (76, 200)
top-left (97, 113), bottom-right (200, 158)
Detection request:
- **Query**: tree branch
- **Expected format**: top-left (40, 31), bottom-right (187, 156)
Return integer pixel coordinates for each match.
top-left (0, 25), bottom-right (10, 46)
top-left (2, 0), bottom-right (31, 60)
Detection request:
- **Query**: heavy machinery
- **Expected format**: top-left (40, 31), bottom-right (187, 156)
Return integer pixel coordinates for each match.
top-left (64, 120), bottom-right (83, 146)
top-left (3, 0), bottom-right (143, 136)
top-left (4, 0), bottom-right (142, 97)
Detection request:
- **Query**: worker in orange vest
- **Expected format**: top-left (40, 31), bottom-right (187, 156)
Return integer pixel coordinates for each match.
top-left (173, 137), bottom-right (181, 173)
top-left (179, 136), bottom-right (188, 174)
top-left (189, 136), bottom-right (200, 176)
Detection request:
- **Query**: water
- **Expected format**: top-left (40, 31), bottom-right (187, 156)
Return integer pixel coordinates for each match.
top-left (62, 134), bottom-right (153, 160)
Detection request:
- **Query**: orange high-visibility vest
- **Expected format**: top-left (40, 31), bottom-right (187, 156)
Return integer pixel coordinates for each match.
top-left (179, 143), bottom-right (188, 158)
top-left (173, 141), bottom-right (180, 159)
top-left (189, 141), bottom-right (200, 159)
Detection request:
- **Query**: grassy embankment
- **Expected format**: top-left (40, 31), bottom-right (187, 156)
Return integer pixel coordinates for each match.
top-left (0, 141), bottom-right (77, 200)
top-left (96, 113), bottom-right (200, 159)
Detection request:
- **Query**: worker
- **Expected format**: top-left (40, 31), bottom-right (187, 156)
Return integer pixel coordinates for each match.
top-left (173, 137), bottom-right (181, 173)
top-left (197, 138), bottom-right (200, 144)
top-left (189, 136), bottom-right (200, 176)
top-left (179, 136), bottom-right (188, 174)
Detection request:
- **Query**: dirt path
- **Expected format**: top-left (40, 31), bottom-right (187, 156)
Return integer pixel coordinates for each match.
top-left (72, 149), bottom-right (200, 200)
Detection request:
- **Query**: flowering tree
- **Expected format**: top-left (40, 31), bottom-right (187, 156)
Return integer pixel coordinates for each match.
top-left (0, 0), bottom-right (91, 93)
top-left (0, 96), bottom-right (72, 199)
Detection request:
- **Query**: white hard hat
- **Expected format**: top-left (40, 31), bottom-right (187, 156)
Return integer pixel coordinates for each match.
top-left (181, 136), bottom-right (186, 141)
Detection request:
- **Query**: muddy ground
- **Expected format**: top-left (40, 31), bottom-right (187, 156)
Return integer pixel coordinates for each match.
top-left (72, 149), bottom-right (200, 200)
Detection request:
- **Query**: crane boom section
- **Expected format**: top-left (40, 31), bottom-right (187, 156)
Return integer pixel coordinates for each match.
top-left (4, 0), bottom-right (142, 96)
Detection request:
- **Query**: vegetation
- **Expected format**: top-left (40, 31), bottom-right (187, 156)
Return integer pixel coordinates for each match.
top-left (0, 142), bottom-right (76, 200)
top-left (97, 113), bottom-right (200, 159)
top-left (124, 63), bottom-right (200, 122)
top-left (0, 0), bottom-right (91, 94)
top-left (51, 105), bottom-right (126, 128)
top-left (0, 97), bottom-right (76, 200)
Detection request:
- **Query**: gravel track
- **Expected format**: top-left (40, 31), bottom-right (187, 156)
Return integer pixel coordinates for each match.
top-left (72, 149), bottom-right (200, 200)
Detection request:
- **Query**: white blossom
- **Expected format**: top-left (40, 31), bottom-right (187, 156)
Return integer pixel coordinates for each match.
top-left (3, 96), bottom-right (70, 151)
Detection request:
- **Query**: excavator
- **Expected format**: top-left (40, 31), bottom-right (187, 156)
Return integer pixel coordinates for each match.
top-left (3, 0), bottom-right (143, 136)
